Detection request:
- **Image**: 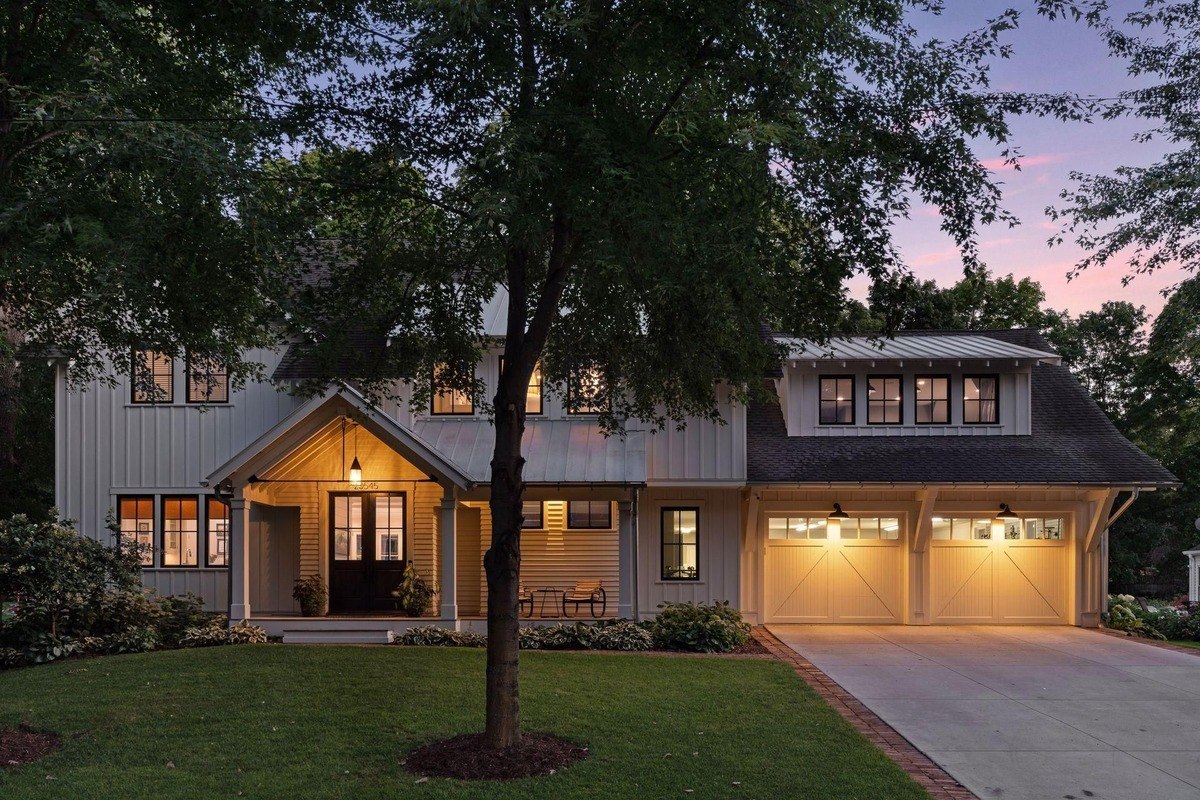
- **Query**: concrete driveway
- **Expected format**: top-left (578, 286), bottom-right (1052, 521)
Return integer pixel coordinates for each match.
top-left (768, 625), bottom-right (1200, 800)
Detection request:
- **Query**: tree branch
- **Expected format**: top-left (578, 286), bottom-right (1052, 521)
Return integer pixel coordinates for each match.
top-left (646, 33), bottom-right (716, 138)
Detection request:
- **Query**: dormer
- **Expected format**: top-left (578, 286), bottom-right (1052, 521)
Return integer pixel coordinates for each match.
top-left (772, 332), bottom-right (1060, 437)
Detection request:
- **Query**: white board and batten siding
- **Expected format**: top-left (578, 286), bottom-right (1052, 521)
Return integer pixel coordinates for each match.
top-left (54, 347), bottom-right (302, 609)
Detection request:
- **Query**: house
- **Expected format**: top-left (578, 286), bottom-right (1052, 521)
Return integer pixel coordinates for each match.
top-left (52, 311), bottom-right (1178, 641)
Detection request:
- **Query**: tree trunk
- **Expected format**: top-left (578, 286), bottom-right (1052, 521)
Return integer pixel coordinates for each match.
top-left (0, 316), bottom-right (22, 471)
top-left (483, 377), bottom-right (527, 749)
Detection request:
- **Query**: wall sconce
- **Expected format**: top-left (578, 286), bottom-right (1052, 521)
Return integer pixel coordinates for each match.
top-left (827, 503), bottom-right (849, 540)
top-left (995, 503), bottom-right (1018, 521)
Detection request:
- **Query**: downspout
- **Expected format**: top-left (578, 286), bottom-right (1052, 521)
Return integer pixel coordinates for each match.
top-left (631, 486), bottom-right (640, 621)
top-left (1106, 488), bottom-right (1140, 530)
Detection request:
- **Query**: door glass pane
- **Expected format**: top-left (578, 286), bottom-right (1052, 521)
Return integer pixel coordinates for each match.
top-left (880, 517), bottom-right (900, 540)
top-left (375, 494), bottom-right (405, 561)
top-left (931, 517), bottom-right (950, 540)
top-left (858, 517), bottom-right (880, 540)
top-left (972, 519), bottom-right (993, 540)
top-left (334, 495), bottom-right (363, 561)
top-left (768, 517), bottom-right (788, 539)
top-left (839, 518), bottom-right (859, 539)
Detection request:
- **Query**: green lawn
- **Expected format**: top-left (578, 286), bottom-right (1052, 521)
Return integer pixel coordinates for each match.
top-left (1169, 639), bottom-right (1200, 650)
top-left (0, 646), bottom-right (928, 799)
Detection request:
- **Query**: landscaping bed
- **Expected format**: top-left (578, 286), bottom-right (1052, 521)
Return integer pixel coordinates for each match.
top-left (0, 645), bottom-right (930, 799)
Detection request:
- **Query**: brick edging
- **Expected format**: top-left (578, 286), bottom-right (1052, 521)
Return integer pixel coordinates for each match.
top-left (1092, 626), bottom-right (1200, 656)
top-left (752, 627), bottom-right (976, 800)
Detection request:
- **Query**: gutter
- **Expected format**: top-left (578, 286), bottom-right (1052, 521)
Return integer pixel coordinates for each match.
top-left (1106, 488), bottom-right (1140, 529)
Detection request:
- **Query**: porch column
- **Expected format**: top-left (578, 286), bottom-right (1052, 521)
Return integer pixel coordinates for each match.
top-left (229, 491), bottom-right (252, 623)
top-left (439, 484), bottom-right (458, 622)
top-left (618, 499), bottom-right (635, 619)
top-left (1187, 548), bottom-right (1200, 603)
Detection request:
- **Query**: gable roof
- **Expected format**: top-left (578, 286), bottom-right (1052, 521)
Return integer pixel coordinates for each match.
top-left (780, 332), bottom-right (1059, 364)
top-left (747, 363), bottom-right (1179, 487)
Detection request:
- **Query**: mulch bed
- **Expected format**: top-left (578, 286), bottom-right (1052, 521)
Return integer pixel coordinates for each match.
top-left (405, 732), bottom-right (589, 781)
top-left (1, 726), bottom-right (61, 769)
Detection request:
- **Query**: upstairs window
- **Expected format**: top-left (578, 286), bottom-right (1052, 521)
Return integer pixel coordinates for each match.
top-left (132, 350), bottom-right (173, 404)
top-left (963, 375), bottom-right (999, 424)
top-left (162, 496), bottom-right (199, 567)
top-left (568, 364), bottom-right (607, 414)
top-left (118, 496), bottom-right (154, 566)
top-left (521, 500), bottom-right (544, 529)
top-left (567, 500), bottom-right (612, 529)
top-left (661, 507), bottom-right (699, 581)
top-left (499, 357), bottom-right (544, 415)
top-left (431, 363), bottom-right (474, 415)
top-left (818, 376), bottom-right (855, 424)
top-left (867, 375), bottom-right (903, 424)
top-left (187, 355), bottom-right (229, 403)
top-left (206, 497), bottom-right (230, 567)
top-left (915, 375), bottom-right (949, 424)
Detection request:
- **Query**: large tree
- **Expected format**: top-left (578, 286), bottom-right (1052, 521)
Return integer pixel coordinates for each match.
top-left (268, 1), bottom-right (1076, 748)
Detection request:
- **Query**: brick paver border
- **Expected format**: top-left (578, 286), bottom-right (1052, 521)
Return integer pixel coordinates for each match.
top-left (752, 627), bottom-right (976, 800)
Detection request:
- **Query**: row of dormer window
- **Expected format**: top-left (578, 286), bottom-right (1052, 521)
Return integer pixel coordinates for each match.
top-left (431, 360), bottom-right (606, 416)
top-left (132, 350), bottom-right (229, 404)
top-left (818, 374), bottom-right (999, 426)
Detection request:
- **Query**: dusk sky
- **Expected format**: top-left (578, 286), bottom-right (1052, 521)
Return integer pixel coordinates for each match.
top-left (868, 1), bottom-right (1185, 318)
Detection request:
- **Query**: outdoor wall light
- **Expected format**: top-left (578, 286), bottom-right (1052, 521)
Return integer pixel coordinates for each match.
top-left (827, 503), bottom-right (850, 520)
top-left (995, 503), bottom-right (1018, 521)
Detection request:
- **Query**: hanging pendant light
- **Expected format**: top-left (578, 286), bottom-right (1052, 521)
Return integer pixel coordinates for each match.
top-left (995, 503), bottom-right (1018, 521)
top-left (828, 503), bottom-right (850, 520)
top-left (348, 421), bottom-right (363, 486)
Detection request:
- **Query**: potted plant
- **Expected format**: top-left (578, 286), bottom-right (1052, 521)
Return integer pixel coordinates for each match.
top-left (391, 562), bottom-right (438, 617)
top-left (292, 575), bottom-right (328, 617)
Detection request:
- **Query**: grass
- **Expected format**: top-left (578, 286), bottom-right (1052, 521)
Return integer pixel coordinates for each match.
top-left (0, 646), bottom-right (929, 800)
top-left (1169, 639), bottom-right (1200, 650)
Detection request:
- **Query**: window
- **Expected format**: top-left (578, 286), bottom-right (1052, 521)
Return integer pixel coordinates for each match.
top-left (521, 500), bottom-right (544, 529)
top-left (568, 364), bottom-right (607, 414)
top-left (374, 494), bottom-right (405, 560)
top-left (118, 496), bottom-right (154, 566)
top-left (332, 495), bottom-right (364, 560)
top-left (161, 496), bottom-right (199, 567)
top-left (963, 375), bottom-right (999, 424)
top-left (767, 516), bottom-right (828, 540)
top-left (187, 355), bottom-right (229, 403)
top-left (499, 357), bottom-right (544, 415)
top-left (818, 376), bottom-right (855, 424)
top-left (661, 507), bottom-right (699, 580)
top-left (567, 500), bottom-right (612, 529)
top-left (1000, 517), bottom-right (1065, 541)
top-left (132, 350), bottom-right (173, 404)
top-left (915, 375), bottom-right (949, 424)
top-left (431, 363), bottom-right (474, 415)
top-left (839, 517), bottom-right (902, 540)
top-left (867, 375), bottom-right (903, 424)
top-left (206, 497), bottom-right (230, 567)
top-left (931, 517), bottom-right (997, 541)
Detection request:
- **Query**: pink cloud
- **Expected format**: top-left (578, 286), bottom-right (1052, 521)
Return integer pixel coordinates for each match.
top-left (980, 153), bottom-right (1065, 172)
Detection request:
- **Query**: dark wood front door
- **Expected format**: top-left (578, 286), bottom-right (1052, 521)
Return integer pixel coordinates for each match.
top-left (329, 492), bottom-right (407, 613)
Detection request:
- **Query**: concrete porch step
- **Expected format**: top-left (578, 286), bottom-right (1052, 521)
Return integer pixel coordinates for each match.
top-left (282, 628), bottom-right (395, 644)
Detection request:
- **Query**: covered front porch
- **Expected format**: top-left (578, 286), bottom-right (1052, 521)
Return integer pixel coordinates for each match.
top-left (205, 388), bottom-right (641, 641)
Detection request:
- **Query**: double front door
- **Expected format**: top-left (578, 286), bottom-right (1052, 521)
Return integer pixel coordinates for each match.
top-left (329, 492), bottom-right (407, 613)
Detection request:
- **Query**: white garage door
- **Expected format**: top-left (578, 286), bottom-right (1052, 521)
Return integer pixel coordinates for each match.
top-left (929, 516), bottom-right (1068, 624)
top-left (764, 515), bottom-right (903, 623)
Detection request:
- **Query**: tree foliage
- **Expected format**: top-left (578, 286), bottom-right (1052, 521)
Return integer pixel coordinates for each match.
top-left (864, 266), bottom-right (1058, 332)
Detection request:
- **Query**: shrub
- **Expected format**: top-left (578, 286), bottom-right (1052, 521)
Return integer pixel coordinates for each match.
top-left (391, 563), bottom-right (438, 616)
top-left (98, 626), bottom-right (160, 654)
top-left (292, 575), bottom-right (328, 617)
top-left (519, 623), bottom-right (596, 650)
top-left (180, 623), bottom-right (230, 648)
top-left (393, 625), bottom-right (485, 647)
top-left (228, 621), bottom-right (268, 644)
top-left (652, 601), bottom-right (750, 653)
top-left (592, 620), bottom-right (654, 651)
top-left (155, 594), bottom-right (213, 647)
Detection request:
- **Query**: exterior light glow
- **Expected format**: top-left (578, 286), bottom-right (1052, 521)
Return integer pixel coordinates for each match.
top-left (349, 456), bottom-right (363, 486)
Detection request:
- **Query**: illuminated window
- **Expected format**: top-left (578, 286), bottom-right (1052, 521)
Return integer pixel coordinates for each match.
top-left (132, 350), bottom-right (173, 404)
top-left (661, 507), bottom-right (699, 581)
top-left (568, 364), bottom-right (607, 414)
top-left (963, 375), bottom-right (999, 424)
top-left (431, 363), bottom-right (474, 415)
top-left (867, 376), bottom-right (903, 424)
top-left (931, 517), bottom-right (996, 541)
top-left (1001, 517), bottom-right (1065, 541)
top-left (915, 375), bottom-right (949, 424)
top-left (332, 495), bottom-right (364, 560)
top-left (118, 496), bottom-right (154, 566)
top-left (839, 517), bottom-right (902, 540)
top-left (187, 355), bottom-right (229, 403)
top-left (818, 376), bottom-right (855, 424)
top-left (206, 497), bottom-right (230, 566)
top-left (521, 501), bottom-right (544, 529)
top-left (567, 500), bottom-right (612, 529)
top-left (499, 357), bottom-right (543, 415)
top-left (161, 496), bottom-right (199, 567)
top-left (375, 494), bottom-right (405, 560)
top-left (766, 516), bottom-right (829, 540)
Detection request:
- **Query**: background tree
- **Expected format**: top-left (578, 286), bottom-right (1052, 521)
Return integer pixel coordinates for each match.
top-left (1045, 301), bottom-right (1148, 421)
top-left (270, 2), bottom-right (1079, 749)
top-left (867, 266), bottom-right (1057, 331)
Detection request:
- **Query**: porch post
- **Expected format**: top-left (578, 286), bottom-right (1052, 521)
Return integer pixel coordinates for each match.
top-left (439, 484), bottom-right (458, 622)
top-left (229, 490), bottom-right (252, 623)
top-left (617, 499), bottom-right (635, 619)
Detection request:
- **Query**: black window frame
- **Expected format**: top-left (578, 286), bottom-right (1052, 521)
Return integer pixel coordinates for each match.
top-left (962, 373), bottom-right (1000, 425)
top-left (660, 506), bottom-right (700, 582)
top-left (131, 349), bottom-right (174, 405)
top-left (205, 496), bottom-right (231, 567)
top-left (498, 356), bottom-right (544, 416)
top-left (160, 495), bottom-right (200, 568)
top-left (566, 500), bottom-right (613, 530)
top-left (818, 375), bottom-right (856, 425)
top-left (914, 374), bottom-right (951, 425)
top-left (185, 354), bottom-right (230, 404)
top-left (521, 500), bottom-right (544, 529)
top-left (430, 363), bottom-right (475, 416)
top-left (117, 494), bottom-right (155, 567)
top-left (866, 374), bottom-right (904, 425)
top-left (567, 363), bottom-right (608, 415)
